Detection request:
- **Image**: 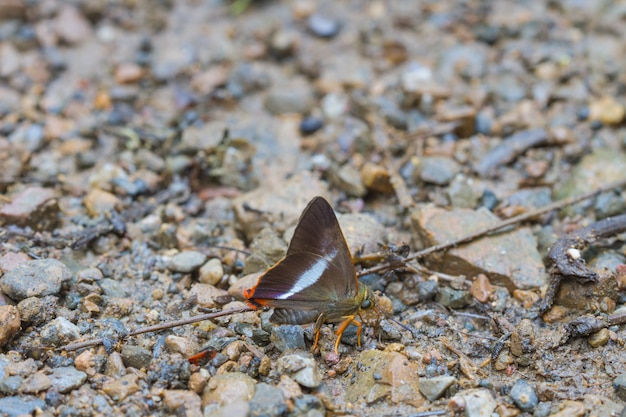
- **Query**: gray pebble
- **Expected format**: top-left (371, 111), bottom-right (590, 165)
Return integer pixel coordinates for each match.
top-left (419, 156), bottom-right (460, 186)
top-left (307, 14), bottom-right (341, 38)
top-left (613, 373), bottom-right (626, 401)
top-left (0, 376), bottom-right (23, 395)
top-left (76, 267), bottom-right (104, 282)
top-left (265, 82), bottom-right (315, 115)
top-left (248, 383), bottom-right (287, 417)
top-left (98, 279), bottom-right (128, 298)
top-left (48, 366), bottom-right (87, 393)
top-left (435, 287), bottom-right (471, 309)
top-left (121, 345), bottom-right (152, 369)
top-left (0, 259), bottom-right (71, 301)
top-left (276, 352), bottom-right (322, 388)
top-left (17, 295), bottom-right (58, 326)
top-left (595, 191), bottom-right (626, 219)
top-left (168, 251), bottom-right (207, 273)
top-left (418, 280), bottom-right (439, 302)
top-left (122, 345), bottom-right (152, 369)
top-left (271, 325), bottom-right (306, 352)
top-left (509, 379), bottom-right (538, 411)
top-left (0, 396), bottom-right (46, 417)
top-left (40, 317), bottom-right (80, 346)
top-left (294, 395), bottom-right (325, 417)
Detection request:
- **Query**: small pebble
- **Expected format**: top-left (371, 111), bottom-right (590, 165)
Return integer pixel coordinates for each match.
top-left (419, 156), bottom-right (460, 186)
top-left (203, 372), bottom-right (256, 405)
top-left (0, 259), bottom-right (72, 301)
top-left (188, 368), bottom-right (210, 394)
top-left (271, 325), bottom-right (306, 352)
top-left (0, 187), bottom-right (58, 230)
top-left (277, 375), bottom-right (302, 399)
top-left (248, 383), bottom-right (287, 417)
top-left (613, 373), bottom-right (626, 401)
top-left (198, 258), bottom-right (224, 285)
top-left (418, 280), bottom-right (439, 301)
top-left (0, 305), bottom-right (20, 347)
top-left (276, 352), bottom-right (322, 388)
top-left (436, 287), bottom-right (471, 309)
top-left (588, 328), bottom-right (610, 348)
top-left (360, 163), bottom-right (393, 193)
top-left (299, 116), bottom-right (323, 135)
top-left (20, 371), bottom-right (52, 394)
top-left (509, 379), bottom-right (538, 412)
top-left (307, 14), bottom-right (341, 38)
top-left (168, 251), bottom-right (208, 273)
top-left (419, 375), bottom-right (457, 401)
top-left (40, 317), bottom-right (80, 346)
top-left (165, 335), bottom-right (199, 357)
top-left (589, 95), bottom-right (625, 126)
top-left (120, 345), bottom-right (152, 369)
top-left (102, 374), bottom-right (139, 401)
top-left (0, 397), bottom-right (46, 416)
top-left (189, 283), bottom-right (230, 308)
top-left (470, 274), bottom-right (493, 303)
top-left (163, 390), bottom-right (202, 414)
top-left (48, 366), bottom-right (87, 394)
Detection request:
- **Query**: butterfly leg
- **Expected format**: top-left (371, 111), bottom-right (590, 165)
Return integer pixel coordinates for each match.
top-left (334, 315), bottom-right (361, 354)
top-left (311, 312), bottom-right (327, 352)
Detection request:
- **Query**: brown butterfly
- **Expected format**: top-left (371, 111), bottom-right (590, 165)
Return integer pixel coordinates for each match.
top-left (244, 196), bottom-right (376, 353)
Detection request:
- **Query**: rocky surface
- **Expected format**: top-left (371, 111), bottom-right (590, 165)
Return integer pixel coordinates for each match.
top-left (0, 0), bottom-right (625, 416)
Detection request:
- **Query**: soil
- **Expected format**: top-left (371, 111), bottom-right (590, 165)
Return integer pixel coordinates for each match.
top-left (0, 1), bottom-right (625, 417)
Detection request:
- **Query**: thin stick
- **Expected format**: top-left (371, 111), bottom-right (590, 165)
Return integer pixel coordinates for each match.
top-left (358, 178), bottom-right (626, 276)
top-left (59, 307), bottom-right (253, 352)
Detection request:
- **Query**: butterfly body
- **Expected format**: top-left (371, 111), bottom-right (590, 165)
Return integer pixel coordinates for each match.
top-left (244, 196), bottom-right (376, 353)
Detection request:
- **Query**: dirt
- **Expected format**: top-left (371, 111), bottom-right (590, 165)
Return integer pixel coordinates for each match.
top-left (0, 1), bottom-right (625, 416)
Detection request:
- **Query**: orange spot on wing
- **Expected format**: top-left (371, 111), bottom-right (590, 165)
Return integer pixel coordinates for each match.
top-left (245, 298), bottom-right (271, 310)
top-left (187, 349), bottom-right (217, 365)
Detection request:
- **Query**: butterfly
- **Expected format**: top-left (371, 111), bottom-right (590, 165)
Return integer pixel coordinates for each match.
top-left (244, 196), bottom-right (376, 353)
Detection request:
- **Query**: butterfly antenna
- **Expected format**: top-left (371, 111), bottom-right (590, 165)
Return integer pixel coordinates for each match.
top-left (374, 306), bottom-right (418, 338)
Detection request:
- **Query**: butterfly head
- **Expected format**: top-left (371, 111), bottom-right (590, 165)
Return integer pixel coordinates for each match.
top-left (356, 284), bottom-right (376, 313)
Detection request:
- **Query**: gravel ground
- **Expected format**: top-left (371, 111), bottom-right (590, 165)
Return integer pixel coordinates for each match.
top-left (0, 1), bottom-right (625, 416)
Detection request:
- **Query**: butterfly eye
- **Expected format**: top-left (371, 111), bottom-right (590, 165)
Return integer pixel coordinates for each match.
top-left (361, 299), bottom-right (372, 310)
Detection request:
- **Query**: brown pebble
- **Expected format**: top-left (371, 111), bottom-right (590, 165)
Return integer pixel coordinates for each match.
top-left (616, 264), bottom-right (626, 291)
top-left (495, 403), bottom-right (521, 417)
top-left (0, 187), bottom-right (58, 230)
top-left (258, 356), bottom-right (271, 376)
top-left (278, 374), bottom-right (302, 399)
top-left (588, 328), bottom-right (610, 348)
top-left (470, 274), bottom-right (493, 303)
top-left (165, 335), bottom-right (199, 357)
top-left (0, 252), bottom-right (31, 274)
top-left (360, 162), bottom-right (393, 193)
top-left (103, 374), bottom-right (139, 401)
top-left (202, 372), bottom-right (256, 407)
top-left (512, 289), bottom-right (540, 309)
top-left (188, 284), bottom-right (230, 309)
top-left (0, 305), bottom-right (21, 347)
top-left (542, 305), bottom-right (569, 323)
top-left (54, 6), bottom-right (92, 44)
top-left (105, 352), bottom-right (126, 377)
top-left (115, 63), bottom-right (144, 84)
top-left (548, 400), bottom-right (585, 417)
top-left (74, 350), bottom-right (96, 376)
top-left (589, 96), bottom-right (625, 125)
top-left (510, 319), bottom-right (535, 357)
top-left (83, 189), bottom-right (121, 217)
top-left (198, 258), bottom-right (224, 285)
top-left (188, 368), bottom-right (210, 394)
top-left (164, 390), bottom-right (202, 413)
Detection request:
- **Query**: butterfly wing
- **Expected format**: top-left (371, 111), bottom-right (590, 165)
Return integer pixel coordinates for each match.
top-left (245, 197), bottom-right (359, 321)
